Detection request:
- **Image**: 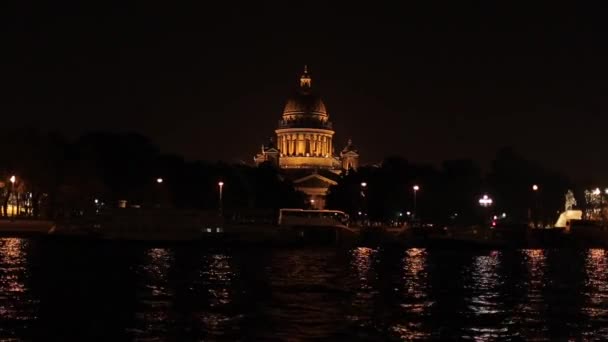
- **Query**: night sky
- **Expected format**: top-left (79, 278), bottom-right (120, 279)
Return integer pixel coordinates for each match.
top-left (2, 3), bottom-right (607, 183)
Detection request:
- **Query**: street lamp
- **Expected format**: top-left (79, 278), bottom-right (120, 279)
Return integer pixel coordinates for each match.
top-left (479, 194), bottom-right (493, 207)
top-left (532, 184), bottom-right (540, 228)
top-left (413, 185), bottom-right (420, 219)
top-left (360, 182), bottom-right (368, 224)
top-left (9, 176), bottom-right (16, 216)
top-left (156, 178), bottom-right (163, 184)
top-left (218, 181), bottom-right (224, 217)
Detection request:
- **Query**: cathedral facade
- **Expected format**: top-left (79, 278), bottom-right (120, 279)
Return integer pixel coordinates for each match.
top-left (254, 67), bottom-right (359, 208)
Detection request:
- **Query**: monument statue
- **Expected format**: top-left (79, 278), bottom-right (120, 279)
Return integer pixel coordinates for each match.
top-left (565, 190), bottom-right (577, 211)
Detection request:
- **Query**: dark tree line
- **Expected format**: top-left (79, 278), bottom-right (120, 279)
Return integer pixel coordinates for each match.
top-left (0, 128), bottom-right (579, 225)
top-left (0, 128), bottom-right (305, 218)
top-left (326, 147), bottom-right (575, 226)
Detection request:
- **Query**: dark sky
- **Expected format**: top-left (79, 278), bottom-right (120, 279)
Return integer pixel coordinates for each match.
top-left (2, 2), bottom-right (607, 183)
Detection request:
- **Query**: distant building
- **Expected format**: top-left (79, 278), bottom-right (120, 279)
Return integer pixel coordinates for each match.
top-left (254, 66), bottom-right (359, 208)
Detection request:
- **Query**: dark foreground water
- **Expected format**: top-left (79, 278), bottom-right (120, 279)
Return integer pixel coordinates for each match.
top-left (1, 238), bottom-right (608, 340)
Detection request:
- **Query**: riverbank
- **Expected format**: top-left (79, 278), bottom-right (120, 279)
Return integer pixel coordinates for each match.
top-left (0, 219), bottom-right (54, 237)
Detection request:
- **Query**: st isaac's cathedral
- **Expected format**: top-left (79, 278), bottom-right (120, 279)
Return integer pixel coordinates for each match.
top-left (254, 67), bottom-right (359, 208)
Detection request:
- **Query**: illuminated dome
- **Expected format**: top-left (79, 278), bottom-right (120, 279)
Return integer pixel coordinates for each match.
top-left (281, 66), bottom-right (328, 121)
top-left (283, 93), bottom-right (327, 119)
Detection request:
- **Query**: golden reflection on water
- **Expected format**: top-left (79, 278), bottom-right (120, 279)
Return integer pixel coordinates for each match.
top-left (0, 238), bottom-right (28, 319)
top-left (351, 247), bottom-right (377, 287)
top-left (512, 248), bottom-right (548, 339)
top-left (0, 238), bottom-right (26, 294)
top-left (523, 249), bottom-right (546, 297)
top-left (391, 248), bottom-right (431, 340)
top-left (584, 248), bottom-right (608, 319)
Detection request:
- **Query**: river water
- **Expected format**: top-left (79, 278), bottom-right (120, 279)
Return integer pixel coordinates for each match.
top-left (0, 237), bottom-right (607, 340)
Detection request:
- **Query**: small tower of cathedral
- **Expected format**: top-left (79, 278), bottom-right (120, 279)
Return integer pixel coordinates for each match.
top-left (340, 139), bottom-right (359, 171)
top-left (253, 137), bottom-right (280, 167)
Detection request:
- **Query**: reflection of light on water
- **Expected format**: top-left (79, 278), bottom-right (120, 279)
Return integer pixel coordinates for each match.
top-left (134, 246), bottom-right (174, 335)
top-left (391, 248), bottom-right (431, 340)
top-left (523, 249), bottom-right (546, 296)
top-left (351, 247), bottom-right (377, 290)
top-left (347, 247), bottom-right (378, 327)
top-left (0, 238), bottom-right (26, 293)
top-left (404, 248), bottom-right (427, 299)
top-left (0, 238), bottom-right (29, 319)
top-left (198, 253), bottom-right (235, 335)
top-left (145, 248), bottom-right (172, 297)
top-left (463, 251), bottom-right (507, 340)
top-left (584, 249), bottom-right (608, 319)
top-left (203, 254), bottom-right (233, 307)
top-left (469, 251), bottom-right (501, 315)
top-left (518, 249), bottom-right (547, 312)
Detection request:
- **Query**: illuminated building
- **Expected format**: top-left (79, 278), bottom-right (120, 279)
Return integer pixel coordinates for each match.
top-left (254, 67), bottom-right (359, 208)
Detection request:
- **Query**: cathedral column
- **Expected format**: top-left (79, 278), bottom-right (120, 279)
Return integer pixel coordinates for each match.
top-left (321, 136), bottom-right (326, 156)
top-left (289, 135), bottom-right (295, 155)
top-left (281, 136), bottom-right (287, 155)
top-left (318, 135), bottom-right (323, 156)
top-left (306, 134), bottom-right (311, 155)
top-left (328, 138), bottom-right (332, 156)
top-left (298, 134), bottom-right (305, 155)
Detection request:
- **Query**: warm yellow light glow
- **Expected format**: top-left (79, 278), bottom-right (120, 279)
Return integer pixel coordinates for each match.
top-left (156, 178), bottom-right (163, 184)
top-left (218, 181), bottom-right (224, 187)
top-left (360, 182), bottom-right (367, 188)
top-left (413, 185), bottom-right (420, 191)
top-left (532, 184), bottom-right (539, 191)
top-left (5, 204), bottom-right (18, 217)
top-left (9, 176), bottom-right (15, 184)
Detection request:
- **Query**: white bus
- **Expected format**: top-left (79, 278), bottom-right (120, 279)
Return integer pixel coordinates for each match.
top-left (278, 209), bottom-right (349, 228)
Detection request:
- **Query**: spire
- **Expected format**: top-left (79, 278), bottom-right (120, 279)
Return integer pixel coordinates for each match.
top-left (300, 65), bottom-right (312, 89)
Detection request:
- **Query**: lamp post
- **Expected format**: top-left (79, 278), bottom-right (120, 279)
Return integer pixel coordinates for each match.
top-left (218, 181), bottom-right (224, 217)
top-left (532, 184), bottom-right (540, 228)
top-left (9, 176), bottom-right (16, 217)
top-left (360, 182), bottom-right (367, 225)
top-left (412, 185), bottom-right (420, 220)
top-left (156, 178), bottom-right (163, 184)
top-left (479, 194), bottom-right (493, 227)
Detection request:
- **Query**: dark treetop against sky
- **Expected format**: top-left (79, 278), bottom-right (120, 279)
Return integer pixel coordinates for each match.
top-left (2, 3), bottom-right (607, 183)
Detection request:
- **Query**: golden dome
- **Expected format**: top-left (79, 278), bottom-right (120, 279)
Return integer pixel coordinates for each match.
top-left (283, 93), bottom-right (328, 118)
top-left (282, 66), bottom-right (328, 119)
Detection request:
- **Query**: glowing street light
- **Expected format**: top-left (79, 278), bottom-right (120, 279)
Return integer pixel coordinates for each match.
top-left (360, 182), bottom-right (367, 188)
top-left (156, 178), bottom-right (163, 184)
top-left (9, 175), bottom-right (15, 184)
top-left (532, 184), bottom-right (539, 191)
top-left (479, 194), bottom-right (493, 207)
top-left (218, 181), bottom-right (224, 217)
top-left (412, 185), bottom-right (420, 219)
